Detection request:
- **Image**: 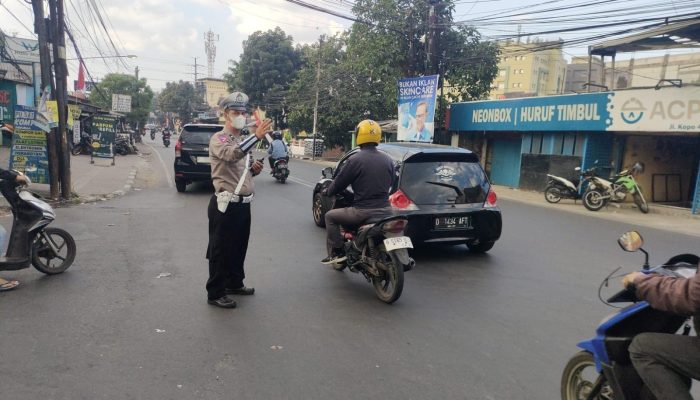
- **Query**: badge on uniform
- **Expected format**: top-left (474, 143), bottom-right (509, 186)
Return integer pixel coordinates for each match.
top-left (218, 135), bottom-right (228, 144)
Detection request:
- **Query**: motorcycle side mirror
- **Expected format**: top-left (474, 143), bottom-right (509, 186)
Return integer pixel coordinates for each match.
top-left (618, 230), bottom-right (650, 269)
top-left (618, 231), bottom-right (643, 252)
top-left (322, 167), bottom-right (333, 178)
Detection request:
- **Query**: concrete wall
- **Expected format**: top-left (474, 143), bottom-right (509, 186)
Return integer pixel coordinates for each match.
top-left (621, 135), bottom-right (700, 205)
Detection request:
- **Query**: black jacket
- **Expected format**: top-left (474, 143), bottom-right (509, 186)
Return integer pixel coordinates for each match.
top-left (327, 146), bottom-right (394, 209)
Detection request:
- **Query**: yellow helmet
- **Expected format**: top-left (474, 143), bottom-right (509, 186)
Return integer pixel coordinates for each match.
top-left (355, 119), bottom-right (382, 146)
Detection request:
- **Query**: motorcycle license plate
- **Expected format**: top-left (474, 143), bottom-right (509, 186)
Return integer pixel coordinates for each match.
top-left (383, 236), bottom-right (413, 251)
top-left (196, 156), bottom-right (211, 164)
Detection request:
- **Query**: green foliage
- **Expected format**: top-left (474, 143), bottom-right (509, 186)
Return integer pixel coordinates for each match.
top-left (285, 0), bottom-right (499, 148)
top-left (224, 27), bottom-right (301, 122)
top-left (156, 81), bottom-right (206, 124)
top-left (89, 73), bottom-right (154, 128)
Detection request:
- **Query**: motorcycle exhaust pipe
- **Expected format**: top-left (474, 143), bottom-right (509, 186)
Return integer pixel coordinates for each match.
top-left (404, 257), bottom-right (415, 272)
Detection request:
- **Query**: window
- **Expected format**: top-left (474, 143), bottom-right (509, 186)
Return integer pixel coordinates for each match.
top-left (499, 70), bottom-right (506, 77)
top-left (498, 82), bottom-right (505, 89)
top-left (553, 133), bottom-right (586, 156)
top-left (519, 69), bottom-right (525, 74)
top-left (529, 134), bottom-right (544, 154)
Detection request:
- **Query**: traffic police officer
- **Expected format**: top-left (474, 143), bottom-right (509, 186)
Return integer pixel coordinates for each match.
top-left (206, 91), bottom-right (272, 308)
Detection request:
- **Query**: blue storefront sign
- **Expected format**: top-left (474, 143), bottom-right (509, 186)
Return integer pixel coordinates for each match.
top-left (449, 93), bottom-right (611, 132)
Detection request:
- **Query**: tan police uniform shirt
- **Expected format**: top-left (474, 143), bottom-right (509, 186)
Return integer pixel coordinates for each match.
top-left (209, 128), bottom-right (257, 195)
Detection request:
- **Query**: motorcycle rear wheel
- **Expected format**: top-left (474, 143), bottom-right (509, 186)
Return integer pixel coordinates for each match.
top-left (633, 192), bottom-right (649, 214)
top-left (71, 145), bottom-right (83, 156)
top-left (32, 228), bottom-right (76, 275)
top-left (561, 351), bottom-right (613, 400)
top-left (545, 186), bottom-right (562, 203)
top-left (583, 189), bottom-right (607, 212)
top-left (372, 249), bottom-right (404, 304)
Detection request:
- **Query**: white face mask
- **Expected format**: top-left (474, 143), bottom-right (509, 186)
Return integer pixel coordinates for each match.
top-left (231, 115), bottom-right (246, 130)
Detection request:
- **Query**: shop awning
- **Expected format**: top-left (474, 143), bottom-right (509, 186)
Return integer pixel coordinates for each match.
top-left (590, 18), bottom-right (700, 56)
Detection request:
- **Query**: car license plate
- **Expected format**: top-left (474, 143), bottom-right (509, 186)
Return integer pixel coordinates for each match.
top-left (196, 156), bottom-right (211, 164)
top-left (383, 236), bottom-right (413, 251)
top-left (434, 216), bottom-right (472, 230)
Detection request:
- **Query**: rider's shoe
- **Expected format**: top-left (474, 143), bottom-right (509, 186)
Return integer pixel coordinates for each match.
top-left (321, 251), bottom-right (347, 265)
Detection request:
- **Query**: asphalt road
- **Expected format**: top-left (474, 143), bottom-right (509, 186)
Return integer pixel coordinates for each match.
top-left (1, 136), bottom-right (698, 399)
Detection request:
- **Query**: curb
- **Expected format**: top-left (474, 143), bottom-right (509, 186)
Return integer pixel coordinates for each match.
top-left (78, 165), bottom-right (139, 204)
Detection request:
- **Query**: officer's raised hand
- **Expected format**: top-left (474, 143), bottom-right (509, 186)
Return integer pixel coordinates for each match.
top-left (254, 119), bottom-right (273, 140)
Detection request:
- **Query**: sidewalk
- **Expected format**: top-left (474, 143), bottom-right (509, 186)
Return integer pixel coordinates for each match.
top-left (0, 145), bottom-right (144, 208)
top-left (296, 156), bottom-right (700, 238)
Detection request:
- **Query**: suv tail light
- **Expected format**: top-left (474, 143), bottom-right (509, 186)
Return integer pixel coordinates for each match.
top-left (389, 190), bottom-right (419, 210)
top-left (175, 139), bottom-right (182, 157)
top-left (484, 188), bottom-right (497, 208)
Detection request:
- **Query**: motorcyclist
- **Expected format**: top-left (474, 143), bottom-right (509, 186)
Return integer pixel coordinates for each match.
top-left (267, 131), bottom-right (289, 170)
top-left (320, 120), bottom-right (394, 265)
top-left (623, 267), bottom-right (700, 400)
top-left (162, 128), bottom-right (171, 142)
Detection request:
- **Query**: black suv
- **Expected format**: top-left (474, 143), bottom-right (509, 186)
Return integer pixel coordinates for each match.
top-left (174, 124), bottom-right (223, 192)
top-left (312, 142), bottom-right (502, 252)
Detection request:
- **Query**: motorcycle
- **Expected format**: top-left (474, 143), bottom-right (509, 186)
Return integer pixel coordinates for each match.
top-left (162, 131), bottom-right (171, 148)
top-left (319, 168), bottom-right (415, 304)
top-left (582, 162), bottom-right (649, 213)
top-left (0, 173), bottom-right (76, 275)
top-left (71, 134), bottom-right (93, 155)
top-left (561, 230), bottom-right (698, 400)
top-left (115, 134), bottom-right (135, 156)
top-left (150, 130), bottom-right (155, 140)
top-left (272, 158), bottom-right (290, 183)
top-left (545, 166), bottom-right (598, 204)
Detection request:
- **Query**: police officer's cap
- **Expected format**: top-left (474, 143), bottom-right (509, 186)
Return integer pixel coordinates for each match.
top-left (219, 91), bottom-right (249, 111)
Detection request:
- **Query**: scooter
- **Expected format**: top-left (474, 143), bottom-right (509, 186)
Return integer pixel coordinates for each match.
top-left (560, 230), bottom-right (698, 400)
top-left (544, 166), bottom-right (598, 204)
top-left (150, 130), bottom-right (155, 140)
top-left (71, 134), bottom-right (93, 156)
top-left (0, 173), bottom-right (76, 275)
top-left (162, 131), bottom-right (171, 148)
top-left (272, 158), bottom-right (290, 183)
top-left (582, 162), bottom-right (649, 213)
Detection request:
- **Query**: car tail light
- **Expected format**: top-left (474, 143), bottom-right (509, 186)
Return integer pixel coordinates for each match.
top-left (484, 188), bottom-right (498, 208)
top-left (175, 139), bottom-right (182, 157)
top-left (382, 219), bottom-right (408, 233)
top-left (389, 190), bottom-right (418, 210)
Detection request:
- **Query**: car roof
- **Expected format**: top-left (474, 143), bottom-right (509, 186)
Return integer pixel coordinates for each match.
top-left (377, 142), bottom-right (475, 161)
top-left (182, 123), bottom-right (223, 129)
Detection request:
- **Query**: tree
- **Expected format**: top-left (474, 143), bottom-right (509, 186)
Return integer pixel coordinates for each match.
top-left (157, 81), bottom-right (206, 124)
top-left (224, 27), bottom-right (301, 126)
top-left (89, 73), bottom-right (154, 128)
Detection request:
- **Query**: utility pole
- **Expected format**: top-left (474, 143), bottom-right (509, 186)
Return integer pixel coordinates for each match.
top-left (312, 37), bottom-right (322, 160)
top-left (48, 0), bottom-right (70, 199)
top-left (135, 66), bottom-right (139, 80)
top-left (32, 0), bottom-right (59, 199)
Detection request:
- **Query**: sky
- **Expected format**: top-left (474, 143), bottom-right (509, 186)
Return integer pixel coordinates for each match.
top-left (1, 0), bottom-right (699, 91)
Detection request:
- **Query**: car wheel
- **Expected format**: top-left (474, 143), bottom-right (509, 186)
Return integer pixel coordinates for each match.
top-left (467, 241), bottom-right (495, 253)
top-left (313, 192), bottom-right (326, 227)
top-left (175, 179), bottom-right (187, 193)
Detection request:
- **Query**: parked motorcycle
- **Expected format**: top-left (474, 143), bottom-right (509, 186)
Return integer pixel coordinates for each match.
top-left (115, 134), bottom-right (135, 156)
top-left (582, 162), bottom-right (649, 213)
top-left (544, 166), bottom-right (597, 204)
top-left (71, 134), bottom-right (93, 155)
top-left (272, 158), bottom-right (290, 183)
top-left (561, 230), bottom-right (698, 400)
top-left (0, 173), bottom-right (76, 275)
top-left (323, 179), bottom-right (414, 304)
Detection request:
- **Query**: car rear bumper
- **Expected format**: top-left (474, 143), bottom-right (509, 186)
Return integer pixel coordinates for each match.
top-left (174, 158), bottom-right (211, 181)
top-left (401, 208), bottom-right (502, 245)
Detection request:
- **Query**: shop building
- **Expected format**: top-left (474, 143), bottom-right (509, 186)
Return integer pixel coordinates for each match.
top-left (448, 86), bottom-right (700, 212)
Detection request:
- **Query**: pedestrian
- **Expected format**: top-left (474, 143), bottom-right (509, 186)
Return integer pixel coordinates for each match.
top-left (206, 91), bottom-right (272, 308)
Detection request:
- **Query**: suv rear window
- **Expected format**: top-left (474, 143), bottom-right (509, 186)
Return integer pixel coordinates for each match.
top-left (181, 125), bottom-right (222, 145)
top-left (400, 154), bottom-right (489, 205)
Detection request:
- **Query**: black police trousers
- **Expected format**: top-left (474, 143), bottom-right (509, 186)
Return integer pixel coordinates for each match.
top-left (206, 195), bottom-right (251, 300)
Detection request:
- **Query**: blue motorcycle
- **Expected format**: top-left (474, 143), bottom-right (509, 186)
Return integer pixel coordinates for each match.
top-left (561, 231), bottom-right (699, 400)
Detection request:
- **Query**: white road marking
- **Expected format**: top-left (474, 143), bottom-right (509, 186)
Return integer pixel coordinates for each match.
top-left (145, 142), bottom-right (174, 188)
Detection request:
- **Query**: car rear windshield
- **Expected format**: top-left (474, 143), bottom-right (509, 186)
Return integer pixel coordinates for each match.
top-left (399, 154), bottom-right (490, 205)
top-left (181, 126), bottom-right (222, 145)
